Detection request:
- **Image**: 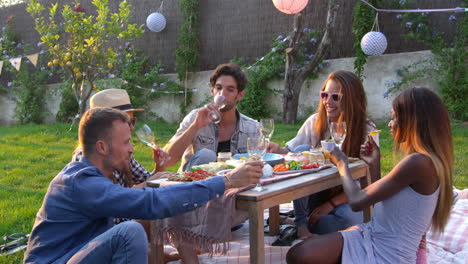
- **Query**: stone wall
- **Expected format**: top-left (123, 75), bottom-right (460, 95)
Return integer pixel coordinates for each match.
top-left (0, 50), bottom-right (437, 126)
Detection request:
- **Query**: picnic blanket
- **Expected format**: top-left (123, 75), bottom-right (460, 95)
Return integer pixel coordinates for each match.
top-left (426, 190), bottom-right (468, 264)
top-left (165, 203), bottom-right (298, 264)
top-left (164, 189), bottom-right (468, 264)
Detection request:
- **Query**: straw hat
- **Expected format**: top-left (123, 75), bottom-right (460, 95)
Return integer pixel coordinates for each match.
top-left (90, 89), bottom-right (144, 112)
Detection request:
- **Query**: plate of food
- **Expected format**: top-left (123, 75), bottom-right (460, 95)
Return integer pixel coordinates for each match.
top-left (190, 162), bottom-right (235, 174)
top-left (232, 153), bottom-right (284, 167)
top-left (272, 160), bottom-right (322, 175)
top-left (167, 169), bottom-right (215, 182)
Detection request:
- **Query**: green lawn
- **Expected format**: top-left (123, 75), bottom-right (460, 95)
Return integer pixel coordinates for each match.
top-left (0, 121), bottom-right (466, 262)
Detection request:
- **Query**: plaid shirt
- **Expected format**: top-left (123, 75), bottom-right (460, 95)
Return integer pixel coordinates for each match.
top-left (72, 149), bottom-right (153, 224)
top-left (73, 148), bottom-right (152, 186)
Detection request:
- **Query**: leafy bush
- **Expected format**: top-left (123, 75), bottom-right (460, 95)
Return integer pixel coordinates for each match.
top-left (113, 47), bottom-right (187, 119)
top-left (384, 0), bottom-right (467, 120)
top-left (0, 15), bottom-right (58, 124)
top-left (235, 29), bottom-right (326, 120)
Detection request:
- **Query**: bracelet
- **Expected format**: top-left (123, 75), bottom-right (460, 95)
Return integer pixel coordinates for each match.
top-left (224, 175), bottom-right (233, 188)
top-left (329, 200), bottom-right (337, 208)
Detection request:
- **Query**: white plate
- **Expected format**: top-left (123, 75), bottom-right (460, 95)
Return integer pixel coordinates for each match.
top-left (232, 153), bottom-right (284, 166)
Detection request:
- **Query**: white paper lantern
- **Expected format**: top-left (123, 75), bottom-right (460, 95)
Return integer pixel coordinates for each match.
top-left (360, 31), bottom-right (387, 56)
top-left (272, 0), bottom-right (309, 14)
top-left (146, 12), bottom-right (166, 32)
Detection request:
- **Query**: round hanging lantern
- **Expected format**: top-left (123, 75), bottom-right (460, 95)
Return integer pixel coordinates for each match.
top-left (360, 31), bottom-right (387, 56)
top-left (272, 0), bottom-right (309, 14)
top-left (146, 12), bottom-right (166, 32)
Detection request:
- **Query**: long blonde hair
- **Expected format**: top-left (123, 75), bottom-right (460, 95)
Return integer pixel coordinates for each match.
top-left (393, 87), bottom-right (453, 234)
top-left (314, 71), bottom-right (368, 157)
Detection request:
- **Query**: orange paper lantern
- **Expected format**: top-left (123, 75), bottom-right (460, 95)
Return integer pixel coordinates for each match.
top-left (272, 0), bottom-right (309, 14)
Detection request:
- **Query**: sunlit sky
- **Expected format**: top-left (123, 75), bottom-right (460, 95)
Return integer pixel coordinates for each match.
top-left (0, 0), bottom-right (27, 8)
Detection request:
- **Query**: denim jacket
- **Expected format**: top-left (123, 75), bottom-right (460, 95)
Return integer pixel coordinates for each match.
top-left (167, 108), bottom-right (260, 171)
top-left (24, 157), bottom-right (225, 263)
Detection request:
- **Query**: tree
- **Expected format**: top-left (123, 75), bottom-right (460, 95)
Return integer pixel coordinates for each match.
top-left (282, 2), bottom-right (338, 124)
top-left (27, 0), bottom-right (143, 117)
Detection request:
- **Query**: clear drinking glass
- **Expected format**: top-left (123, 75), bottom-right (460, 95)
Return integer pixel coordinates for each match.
top-left (330, 122), bottom-right (347, 150)
top-left (260, 119), bottom-right (274, 147)
top-left (135, 124), bottom-right (170, 165)
top-left (310, 148), bottom-right (325, 166)
top-left (210, 93), bottom-right (226, 124)
top-left (247, 136), bottom-right (267, 192)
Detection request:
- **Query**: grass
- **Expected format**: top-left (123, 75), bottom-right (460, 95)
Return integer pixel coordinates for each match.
top-left (0, 121), bottom-right (466, 263)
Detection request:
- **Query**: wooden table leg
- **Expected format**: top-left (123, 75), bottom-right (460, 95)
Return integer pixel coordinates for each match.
top-left (360, 167), bottom-right (373, 222)
top-left (150, 220), bottom-right (165, 264)
top-left (268, 205), bottom-right (280, 235)
top-left (248, 202), bottom-right (265, 264)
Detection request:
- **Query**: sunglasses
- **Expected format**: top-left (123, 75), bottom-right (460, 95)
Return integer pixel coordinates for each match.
top-left (320, 91), bottom-right (342, 102)
top-left (129, 117), bottom-right (137, 127)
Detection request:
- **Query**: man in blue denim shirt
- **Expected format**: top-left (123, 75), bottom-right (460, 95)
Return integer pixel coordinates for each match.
top-left (164, 63), bottom-right (260, 171)
top-left (24, 108), bottom-right (263, 264)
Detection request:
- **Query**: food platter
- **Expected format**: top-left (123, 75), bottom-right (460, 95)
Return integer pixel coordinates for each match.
top-left (167, 169), bottom-right (215, 181)
top-left (271, 160), bottom-right (323, 175)
top-left (273, 167), bottom-right (321, 175)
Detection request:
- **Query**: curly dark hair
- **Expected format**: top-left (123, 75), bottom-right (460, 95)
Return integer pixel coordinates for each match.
top-left (209, 63), bottom-right (248, 92)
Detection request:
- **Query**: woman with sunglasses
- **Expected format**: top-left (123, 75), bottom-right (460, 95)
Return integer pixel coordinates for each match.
top-left (268, 70), bottom-right (377, 240)
top-left (286, 87), bottom-right (453, 264)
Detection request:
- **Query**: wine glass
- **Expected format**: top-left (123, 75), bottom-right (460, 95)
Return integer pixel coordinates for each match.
top-left (260, 119), bottom-right (274, 148)
top-left (247, 136), bottom-right (267, 192)
top-left (330, 122), bottom-right (347, 150)
top-left (135, 124), bottom-right (170, 165)
top-left (210, 93), bottom-right (226, 124)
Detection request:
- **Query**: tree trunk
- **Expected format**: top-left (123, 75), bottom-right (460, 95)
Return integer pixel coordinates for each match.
top-left (282, 71), bottom-right (306, 123)
top-left (73, 77), bottom-right (94, 119)
top-left (282, 3), bottom-right (339, 124)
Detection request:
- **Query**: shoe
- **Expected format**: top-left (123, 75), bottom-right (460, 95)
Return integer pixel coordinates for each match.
top-left (231, 223), bottom-right (244, 232)
top-left (266, 215), bottom-right (294, 226)
top-left (271, 225), bottom-right (297, 246)
top-left (280, 210), bottom-right (295, 218)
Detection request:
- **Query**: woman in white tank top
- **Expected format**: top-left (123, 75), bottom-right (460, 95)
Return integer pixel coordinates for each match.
top-left (286, 87), bottom-right (454, 264)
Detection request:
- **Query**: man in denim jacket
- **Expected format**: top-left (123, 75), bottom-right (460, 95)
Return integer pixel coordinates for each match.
top-left (24, 108), bottom-right (263, 264)
top-left (165, 63), bottom-right (260, 171)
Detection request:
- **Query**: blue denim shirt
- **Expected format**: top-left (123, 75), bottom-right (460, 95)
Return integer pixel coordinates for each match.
top-left (24, 157), bottom-right (225, 264)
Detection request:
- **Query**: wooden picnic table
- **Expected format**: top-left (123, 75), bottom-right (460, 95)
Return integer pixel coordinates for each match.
top-left (148, 160), bottom-right (371, 264)
top-left (235, 160), bottom-right (371, 264)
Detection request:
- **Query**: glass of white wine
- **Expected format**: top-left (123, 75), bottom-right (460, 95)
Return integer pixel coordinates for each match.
top-left (210, 93), bottom-right (226, 124)
top-left (260, 119), bottom-right (274, 148)
top-left (247, 136), bottom-right (267, 192)
top-left (330, 121), bottom-right (347, 150)
top-left (135, 124), bottom-right (170, 165)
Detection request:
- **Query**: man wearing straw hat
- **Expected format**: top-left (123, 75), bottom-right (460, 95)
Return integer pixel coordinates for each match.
top-left (73, 88), bottom-right (169, 188)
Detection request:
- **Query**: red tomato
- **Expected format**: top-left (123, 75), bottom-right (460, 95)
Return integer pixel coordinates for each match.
top-left (300, 162), bottom-right (319, 169)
